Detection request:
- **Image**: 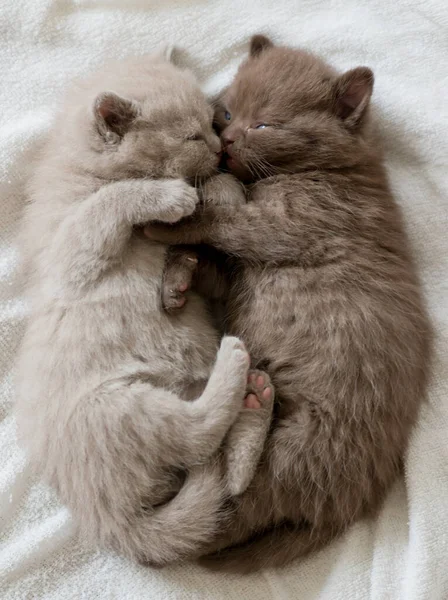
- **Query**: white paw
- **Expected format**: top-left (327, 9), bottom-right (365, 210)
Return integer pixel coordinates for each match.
top-left (217, 336), bottom-right (249, 372)
top-left (163, 180), bottom-right (199, 223)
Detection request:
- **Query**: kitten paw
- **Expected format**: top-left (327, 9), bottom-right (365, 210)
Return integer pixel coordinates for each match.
top-left (162, 251), bottom-right (198, 312)
top-left (200, 173), bottom-right (246, 209)
top-left (217, 337), bottom-right (250, 373)
top-left (161, 180), bottom-right (199, 223)
top-left (245, 370), bottom-right (274, 409)
top-left (224, 369), bottom-right (274, 497)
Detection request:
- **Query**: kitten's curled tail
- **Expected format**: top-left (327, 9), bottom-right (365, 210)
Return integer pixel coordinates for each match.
top-left (118, 461), bottom-right (228, 566)
top-left (66, 433), bottom-right (229, 567)
top-left (54, 336), bottom-right (250, 566)
top-left (200, 524), bottom-right (339, 573)
top-left (62, 416), bottom-right (231, 566)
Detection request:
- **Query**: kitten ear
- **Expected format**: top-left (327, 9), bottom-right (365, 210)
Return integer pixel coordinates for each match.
top-left (162, 44), bottom-right (175, 62)
top-left (154, 43), bottom-right (176, 63)
top-left (333, 67), bottom-right (374, 128)
top-left (250, 34), bottom-right (274, 57)
top-left (93, 91), bottom-right (139, 141)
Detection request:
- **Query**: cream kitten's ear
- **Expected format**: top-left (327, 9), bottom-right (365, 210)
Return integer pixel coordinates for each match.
top-left (93, 91), bottom-right (140, 142)
top-left (153, 44), bottom-right (176, 64)
top-left (333, 67), bottom-right (374, 128)
top-left (250, 34), bottom-right (274, 57)
top-left (161, 44), bottom-right (175, 63)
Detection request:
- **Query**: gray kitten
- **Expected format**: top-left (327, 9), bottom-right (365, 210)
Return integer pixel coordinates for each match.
top-left (145, 37), bottom-right (432, 571)
top-left (14, 52), bottom-right (274, 567)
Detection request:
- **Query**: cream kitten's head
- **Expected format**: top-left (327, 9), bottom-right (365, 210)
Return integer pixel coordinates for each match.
top-left (60, 52), bottom-right (221, 181)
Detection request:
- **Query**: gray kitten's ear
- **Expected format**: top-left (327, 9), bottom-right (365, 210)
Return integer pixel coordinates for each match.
top-left (333, 67), bottom-right (374, 128)
top-left (93, 91), bottom-right (139, 141)
top-left (250, 34), bottom-right (274, 57)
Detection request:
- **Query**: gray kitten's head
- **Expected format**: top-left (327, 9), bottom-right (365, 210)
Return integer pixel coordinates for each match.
top-left (60, 52), bottom-right (221, 181)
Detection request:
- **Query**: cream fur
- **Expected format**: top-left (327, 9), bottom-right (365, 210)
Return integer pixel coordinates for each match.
top-left (14, 54), bottom-right (273, 566)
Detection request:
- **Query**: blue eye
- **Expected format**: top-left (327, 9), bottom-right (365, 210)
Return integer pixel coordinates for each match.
top-left (255, 123), bottom-right (267, 129)
top-left (224, 111), bottom-right (231, 121)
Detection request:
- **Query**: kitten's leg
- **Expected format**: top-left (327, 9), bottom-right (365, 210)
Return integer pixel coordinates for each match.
top-left (52, 178), bottom-right (198, 286)
top-left (162, 245), bottom-right (229, 312)
top-left (183, 336), bottom-right (250, 464)
top-left (225, 370), bottom-right (274, 496)
top-left (144, 173), bottom-right (314, 264)
top-left (192, 246), bottom-right (230, 302)
top-left (118, 336), bottom-right (249, 467)
top-left (162, 246), bottom-right (199, 312)
top-left (144, 173), bottom-right (246, 247)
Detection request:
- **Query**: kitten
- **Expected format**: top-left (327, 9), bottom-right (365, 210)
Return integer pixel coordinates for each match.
top-left (14, 51), bottom-right (274, 567)
top-left (145, 36), bottom-right (432, 571)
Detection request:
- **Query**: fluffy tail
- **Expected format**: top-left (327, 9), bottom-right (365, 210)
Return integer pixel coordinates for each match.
top-left (118, 461), bottom-right (228, 566)
top-left (48, 335), bottom-right (251, 566)
top-left (53, 386), bottom-right (232, 567)
top-left (200, 523), bottom-right (340, 573)
top-left (65, 451), bottom-right (228, 566)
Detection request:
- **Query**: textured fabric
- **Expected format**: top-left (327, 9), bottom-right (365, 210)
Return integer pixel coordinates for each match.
top-left (1, 1), bottom-right (447, 598)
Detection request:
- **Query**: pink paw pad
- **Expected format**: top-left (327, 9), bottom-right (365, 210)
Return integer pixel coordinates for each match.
top-left (245, 393), bottom-right (261, 409)
top-left (244, 369), bottom-right (274, 409)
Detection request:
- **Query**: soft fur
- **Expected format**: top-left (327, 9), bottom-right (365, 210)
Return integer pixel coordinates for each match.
top-left (14, 52), bottom-right (274, 567)
top-left (145, 36), bottom-right (432, 571)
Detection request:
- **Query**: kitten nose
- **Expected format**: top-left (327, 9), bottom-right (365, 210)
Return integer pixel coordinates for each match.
top-left (222, 131), bottom-right (235, 148)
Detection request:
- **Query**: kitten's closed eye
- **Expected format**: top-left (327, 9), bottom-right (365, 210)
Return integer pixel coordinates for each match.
top-left (186, 134), bottom-right (202, 141)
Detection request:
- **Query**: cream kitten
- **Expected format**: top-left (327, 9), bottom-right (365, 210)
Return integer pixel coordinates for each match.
top-left (15, 52), bottom-right (274, 567)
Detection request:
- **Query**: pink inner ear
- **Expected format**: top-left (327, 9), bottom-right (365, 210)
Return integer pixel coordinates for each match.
top-left (94, 92), bottom-right (137, 135)
top-left (337, 67), bottom-right (374, 119)
top-left (97, 97), bottom-right (117, 120)
top-left (342, 80), bottom-right (370, 109)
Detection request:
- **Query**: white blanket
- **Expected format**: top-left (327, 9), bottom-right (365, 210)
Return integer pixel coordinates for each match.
top-left (1, 1), bottom-right (447, 598)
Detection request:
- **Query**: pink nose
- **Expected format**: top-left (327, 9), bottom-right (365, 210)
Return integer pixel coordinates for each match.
top-left (222, 131), bottom-right (236, 148)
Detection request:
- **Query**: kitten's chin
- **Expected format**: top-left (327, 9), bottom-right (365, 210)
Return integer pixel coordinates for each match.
top-left (225, 156), bottom-right (252, 183)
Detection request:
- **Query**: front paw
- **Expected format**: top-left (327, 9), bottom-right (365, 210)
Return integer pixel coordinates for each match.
top-left (199, 173), bottom-right (246, 209)
top-left (159, 180), bottom-right (199, 223)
